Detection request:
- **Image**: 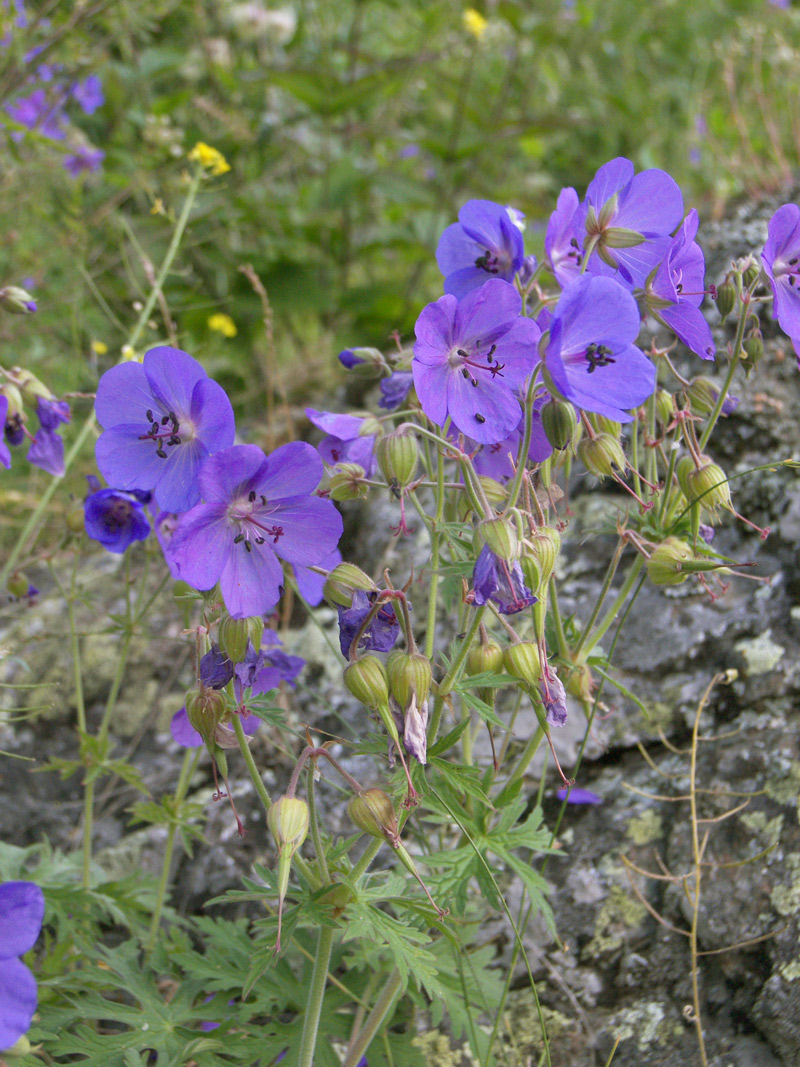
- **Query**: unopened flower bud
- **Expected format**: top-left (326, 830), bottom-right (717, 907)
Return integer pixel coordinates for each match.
top-left (685, 377), bottom-right (718, 416)
top-left (376, 428), bottom-right (419, 488)
top-left (268, 795), bottom-right (310, 851)
top-left (503, 641), bottom-right (542, 685)
top-left (686, 460), bottom-right (731, 513)
top-left (478, 516), bottom-right (518, 561)
top-left (323, 562), bottom-right (377, 608)
top-left (646, 537), bottom-right (694, 586)
top-left (578, 433), bottom-right (626, 478)
top-left (466, 640), bottom-right (504, 677)
top-left (386, 650), bottom-right (432, 708)
top-left (185, 686), bottom-right (228, 745)
top-left (460, 474), bottom-right (507, 519)
top-left (348, 788), bottom-right (399, 843)
top-left (338, 346), bottom-right (390, 378)
top-left (540, 398), bottom-right (577, 450)
top-left (715, 279), bottom-right (736, 319)
top-left (0, 285), bottom-right (37, 314)
top-left (676, 454), bottom-right (695, 499)
top-left (344, 655), bottom-right (390, 710)
top-left (329, 463), bottom-right (368, 501)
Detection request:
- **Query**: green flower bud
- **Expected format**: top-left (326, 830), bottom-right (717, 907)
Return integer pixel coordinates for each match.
top-left (646, 537), bottom-right (694, 586)
top-left (540, 398), bottom-right (578, 450)
top-left (0, 285), bottom-right (37, 314)
top-left (578, 433), bottom-right (626, 478)
top-left (602, 225), bottom-right (645, 249)
top-left (742, 263), bottom-right (760, 289)
top-left (386, 650), bottom-right (432, 708)
top-left (348, 788), bottom-right (399, 844)
top-left (686, 461), bottom-right (731, 513)
top-left (503, 641), bottom-right (542, 685)
top-left (478, 516), bottom-right (519, 561)
top-left (218, 614), bottom-right (263, 664)
top-left (268, 795), bottom-right (310, 851)
top-left (466, 641), bottom-right (505, 677)
top-left (654, 388), bottom-right (674, 428)
top-left (715, 279), bottom-right (737, 320)
top-left (323, 562), bottom-right (377, 608)
top-left (1, 382), bottom-right (24, 418)
top-left (376, 428), bottom-right (419, 488)
top-left (564, 663), bottom-right (594, 702)
top-left (329, 463), bottom-right (368, 501)
top-left (676, 454), bottom-right (695, 498)
top-left (6, 572), bottom-right (31, 599)
top-left (460, 475), bottom-right (507, 519)
top-left (355, 412), bottom-right (382, 438)
top-left (685, 377), bottom-right (721, 417)
top-left (185, 686), bottom-right (228, 746)
top-left (342, 346), bottom-right (391, 379)
top-left (344, 655), bottom-right (390, 710)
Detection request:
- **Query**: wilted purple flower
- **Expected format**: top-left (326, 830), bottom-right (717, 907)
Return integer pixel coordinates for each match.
top-left (95, 346), bottom-right (236, 513)
top-left (170, 703), bottom-right (261, 748)
top-left (471, 545), bottom-right (536, 615)
top-left (391, 693), bottom-right (429, 765)
top-left (84, 484), bottom-right (151, 553)
top-left (645, 209), bottom-right (714, 360)
top-left (545, 275), bottom-right (655, 422)
top-left (63, 144), bottom-right (104, 176)
top-left (412, 278), bottom-right (540, 444)
top-left (233, 631), bottom-right (304, 701)
top-left (199, 646), bottom-right (235, 690)
top-left (539, 665), bottom-right (567, 726)
top-left (71, 75), bottom-right (103, 115)
top-left (545, 187), bottom-right (584, 287)
top-left (0, 395), bottom-right (10, 469)
top-left (305, 408), bottom-right (377, 475)
top-left (27, 396), bottom-right (70, 475)
top-left (0, 880), bottom-right (45, 1049)
top-left (762, 203), bottom-right (800, 342)
top-left (167, 442), bottom-right (343, 619)
top-left (337, 589), bottom-right (400, 657)
top-left (556, 786), bottom-right (602, 805)
top-left (436, 200), bottom-right (525, 298)
top-left (579, 157), bottom-right (683, 286)
top-left (378, 370), bottom-right (413, 411)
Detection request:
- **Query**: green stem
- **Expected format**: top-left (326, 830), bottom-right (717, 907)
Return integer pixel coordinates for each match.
top-left (97, 629), bottom-right (133, 748)
top-left (307, 769), bottom-right (330, 885)
top-left (571, 539), bottom-right (625, 659)
top-left (578, 554), bottom-right (645, 658)
top-left (67, 555), bottom-right (86, 735)
top-left (504, 725), bottom-right (545, 787)
top-left (82, 780), bottom-right (94, 889)
top-left (424, 447), bottom-right (446, 661)
top-left (351, 837), bottom-right (382, 882)
top-left (698, 291), bottom-right (749, 452)
top-left (506, 373), bottom-right (539, 510)
top-left (298, 924), bottom-right (335, 1067)
top-left (342, 968), bottom-right (403, 1067)
top-left (427, 606), bottom-right (485, 744)
top-left (232, 713), bottom-right (272, 811)
top-left (144, 748), bottom-right (199, 957)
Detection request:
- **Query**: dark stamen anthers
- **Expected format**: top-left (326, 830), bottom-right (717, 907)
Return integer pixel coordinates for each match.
top-left (585, 342), bottom-right (616, 374)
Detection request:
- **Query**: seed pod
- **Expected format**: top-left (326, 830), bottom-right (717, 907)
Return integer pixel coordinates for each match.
top-left (540, 398), bottom-right (578, 450)
top-left (503, 641), bottom-right (542, 685)
top-left (344, 655), bottom-right (390, 710)
top-left (268, 795), bottom-right (310, 851)
top-left (588, 414), bottom-right (622, 438)
top-left (219, 614), bottom-right (263, 664)
top-left (742, 262), bottom-right (760, 289)
top-left (524, 527), bottom-right (561, 588)
top-left (478, 516), bottom-right (519, 561)
top-left (376, 428), bottom-right (419, 488)
top-left (578, 433), bottom-right (626, 478)
top-left (676, 454), bottom-right (695, 498)
top-left (686, 460), bottom-right (731, 513)
top-left (466, 641), bottom-right (505, 678)
top-left (742, 332), bottom-right (764, 369)
top-left (715, 279), bottom-right (737, 319)
top-left (348, 788), bottom-right (399, 844)
top-left (654, 388), bottom-right (674, 428)
top-left (329, 463), bottom-right (368, 501)
top-left (386, 650), bottom-right (432, 708)
top-left (646, 537), bottom-right (694, 586)
top-left (685, 377), bottom-right (719, 416)
top-left (6, 572), bottom-right (31, 599)
top-left (323, 562), bottom-right (377, 609)
top-left (185, 686), bottom-right (228, 746)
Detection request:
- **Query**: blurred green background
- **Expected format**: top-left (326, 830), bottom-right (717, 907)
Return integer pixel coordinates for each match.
top-left (0, 0), bottom-right (798, 535)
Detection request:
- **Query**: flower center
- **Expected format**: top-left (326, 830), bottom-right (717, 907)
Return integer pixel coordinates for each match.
top-left (104, 498), bottom-right (133, 530)
top-left (227, 490), bottom-right (285, 553)
top-left (584, 342), bottom-right (615, 374)
top-left (475, 250), bottom-right (506, 275)
top-left (779, 255), bottom-right (800, 287)
top-left (139, 408), bottom-right (188, 459)
top-left (447, 343), bottom-right (505, 384)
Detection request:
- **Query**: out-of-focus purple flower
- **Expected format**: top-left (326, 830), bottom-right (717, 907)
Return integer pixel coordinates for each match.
top-left (0, 880), bottom-right (45, 1050)
top-left (0, 395), bottom-right (10, 469)
top-left (63, 144), bottom-right (104, 176)
top-left (84, 486), bottom-right (151, 553)
top-left (412, 278), bottom-right (540, 444)
top-left (378, 370), bottom-right (413, 411)
top-left (95, 346), bottom-right (236, 513)
top-left (71, 75), bottom-right (103, 114)
top-left (471, 544), bottom-right (536, 615)
top-left (337, 589), bottom-right (400, 657)
top-left (436, 200), bottom-right (526, 298)
top-left (518, 254), bottom-right (538, 288)
top-left (762, 203), bottom-right (800, 342)
top-left (338, 348), bottom-right (365, 369)
top-left (6, 88), bottom-right (66, 140)
top-left (27, 397), bottom-right (70, 476)
top-left (645, 209), bottom-right (714, 360)
top-left (698, 523), bottom-right (715, 543)
top-left (545, 275), bottom-right (655, 423)
top-left (539, 665), bottom-right (567, 726)
top-left (578, 157), bottom-right (683, 286)
top-left (398, 143), bottom-right (421, 159)
top-left (556, 786), bottom-right (602, 805)
top-left (545, 187), bottom-right (584, 287)
top-left (167, 442), bottom-right (343, 619)
top-left (305, 408), bottom-right (377, 475)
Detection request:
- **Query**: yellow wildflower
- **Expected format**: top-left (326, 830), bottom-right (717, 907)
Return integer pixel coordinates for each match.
top-left (188, 142), bottom-right (231, 176)
top-left (121, 344), bottom-right (140, 362)
top-left (463, 8), bottom-right (488, 39)
top-left (91, 340), bottom-right (108, 356)
top-left (208, 312), bottom-right (237, 338)
top-left (151, 197), bottom-right (165, 216)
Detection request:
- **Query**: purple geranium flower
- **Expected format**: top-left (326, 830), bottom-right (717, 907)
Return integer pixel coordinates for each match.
top-left (167, 442), bottom-right (343, 619)
top-left (412, 278), bottom-right (541, 444)
top-left (6, 87), bottom-right (66, 140)
top-left (471, 544), bottom-right (536, 615)
top-left (338, 348), bottom-right (365, 369)
top-left (762, 203), bottom-right (800, 342)
top-left (64, 145), bottom-right (104, 177)
top-left (27, 397), bottom-right (70, 476)
top-left (337, 589), bottom-right (400, 657)
top-left (545, 187), bottom-right (585, 287)
top-left (95, 346), bottom-right (236, 514)
top-left (305, 408), bottom-right (377, 475)
top-left (556, 786), bottom-right (602, 805)
top-left (71, 75), bottom-right (103, 115)
top-left (645, 209), bottom-right (714, 360)
top-left (0, 881), bottom-right (45, 1050)
top-left (578, 157), bottom-right (683, 286)
top-left (436, 200), bottom-right (525, 299)
top-left (233, 631), bottom-right (305, 702)
top-left (378, 370), bottom-right (413, 411)
top-left (84, 485), bottom-right (151, 553)
top-left (545, 275), bottom-right (655, 423)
